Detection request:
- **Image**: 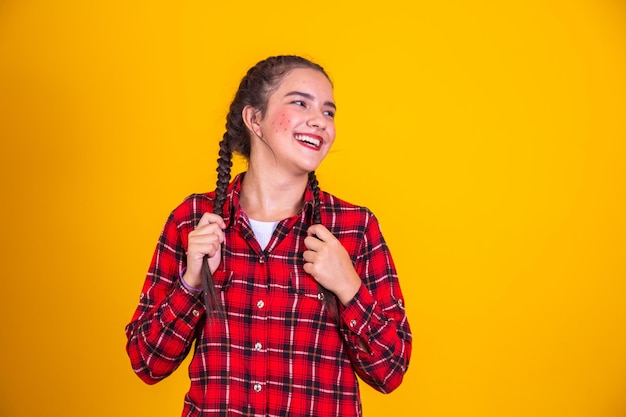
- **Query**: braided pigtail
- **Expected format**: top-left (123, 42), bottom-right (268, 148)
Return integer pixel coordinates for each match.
top-left (308, 171), bottom-right (340, 322)
top-left (199, 136), bottom-right (233, 319)
top-left (199, 92), bottom-right (247, 318)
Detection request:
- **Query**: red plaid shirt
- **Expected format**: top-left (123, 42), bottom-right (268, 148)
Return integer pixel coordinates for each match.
top-left (125, 174), bottom-right (412, 416)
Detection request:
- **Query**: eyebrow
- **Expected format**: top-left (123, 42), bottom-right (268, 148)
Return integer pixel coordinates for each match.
top-left (285, 91), bottom-right (336, 110)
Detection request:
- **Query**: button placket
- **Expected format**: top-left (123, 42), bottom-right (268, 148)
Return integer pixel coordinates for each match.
top-left (249, 249), bottom-right (270, 410)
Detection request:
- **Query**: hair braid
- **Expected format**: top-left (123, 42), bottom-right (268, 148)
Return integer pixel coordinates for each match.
top-left (199, 103), bottom-right (242, 318)
top-left (308, 171), bottom-right (339, 322)
top-left (214, 134), bottom-right (235, 217)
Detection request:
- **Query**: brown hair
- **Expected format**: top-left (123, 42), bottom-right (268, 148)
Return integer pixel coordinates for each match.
top-left (202, 55), bottom-right (338, 321)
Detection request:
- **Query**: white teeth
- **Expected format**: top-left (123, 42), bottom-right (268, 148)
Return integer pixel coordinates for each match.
top-left (294, 134), bottom-right (321, 148)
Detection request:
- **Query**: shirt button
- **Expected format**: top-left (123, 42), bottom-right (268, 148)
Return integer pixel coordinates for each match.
top-left (350, 319), bottom-right (357, 328)
top-left (253, 383), bottom-right (262, 393)
top-left (317, 292), bottom-right (325, 301)
top-left (259, 257), bottom-right (265, 264)
top-left (192, 310), bottom-right (200, 317)
top-left (257, 300), bottom-right (265, 309)
top-left (254, 342), bottom-right (263, 351)
top-left (397, 299), bottom-right (404, 308)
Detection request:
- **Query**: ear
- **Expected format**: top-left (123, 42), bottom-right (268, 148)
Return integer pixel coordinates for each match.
top-left (242, 105), bottom-right (263, 138)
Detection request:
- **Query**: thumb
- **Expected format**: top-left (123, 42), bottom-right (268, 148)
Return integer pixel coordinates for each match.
top-left (197, 212), bottom-right (213, 228)
top-left (307, 224), bottom-right (331, 241)
top-left (196, 212), bottom-right (226, 229)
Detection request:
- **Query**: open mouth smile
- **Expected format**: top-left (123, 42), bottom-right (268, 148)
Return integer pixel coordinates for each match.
top-left (294, 134), bottom-right (323, 150)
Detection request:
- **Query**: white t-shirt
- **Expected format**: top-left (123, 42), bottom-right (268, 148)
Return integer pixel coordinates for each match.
top-left (248, 218), bottom-right (280, 250)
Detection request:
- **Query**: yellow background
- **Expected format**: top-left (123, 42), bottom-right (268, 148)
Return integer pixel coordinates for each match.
top-left (1, 0), bottom-right (625, 416)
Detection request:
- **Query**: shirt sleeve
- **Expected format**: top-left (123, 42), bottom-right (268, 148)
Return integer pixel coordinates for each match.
top-left (124, 208), bottom-right (205, 385)
top-left (338, 211), bottom-right (413, 393)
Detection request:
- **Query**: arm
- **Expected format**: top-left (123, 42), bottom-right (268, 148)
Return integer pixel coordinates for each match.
top-left (337, 212), bottom-right (412, 393)
top-left (304, 211), bottom-right (412, 393)
top-left (124, 211), bottom-right (205, 385)
top-left (338, 281), bottom-right (411, 393)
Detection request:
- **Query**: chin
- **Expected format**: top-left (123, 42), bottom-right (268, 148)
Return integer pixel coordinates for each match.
top-left (301, 162), bottom-right (323, 174)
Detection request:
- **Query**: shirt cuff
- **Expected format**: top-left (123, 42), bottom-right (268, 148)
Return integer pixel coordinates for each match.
top-left (158, 279), bottom-right (205, 329)
top-left (340, 283), bottom-right (376, 339)
top-left (180, 275), bottom-right (203, 294)
top-left (177, 267), bottom-right (203, 295)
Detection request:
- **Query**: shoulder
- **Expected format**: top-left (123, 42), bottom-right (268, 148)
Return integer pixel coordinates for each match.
top-left (318, 190), bottom-right (377, 226)
top-left (319, 190), bottom-right (371, 213)
top-left (169, 192), bottom-right (216, 226)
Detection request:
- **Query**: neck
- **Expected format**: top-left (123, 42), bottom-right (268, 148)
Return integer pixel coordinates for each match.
top-left (240, 168), bottom-right (309, 222)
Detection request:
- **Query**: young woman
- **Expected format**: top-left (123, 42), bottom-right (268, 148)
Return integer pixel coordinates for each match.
top-left (125, 55), bottom-right (412, 416)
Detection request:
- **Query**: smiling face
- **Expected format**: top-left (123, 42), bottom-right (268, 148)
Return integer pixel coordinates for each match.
top-left (247, 67), bottom-right (336, 177)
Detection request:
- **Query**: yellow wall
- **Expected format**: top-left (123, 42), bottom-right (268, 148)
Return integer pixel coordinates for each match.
top-left (1, 1), bottom-right (625, 416)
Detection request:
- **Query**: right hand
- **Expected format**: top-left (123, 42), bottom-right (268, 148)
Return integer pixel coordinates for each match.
top-left (182, 212), bottom-right (226, 289)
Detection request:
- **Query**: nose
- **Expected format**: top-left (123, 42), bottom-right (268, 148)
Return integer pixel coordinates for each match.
top-left (306, 109), bottom-right (328, 130)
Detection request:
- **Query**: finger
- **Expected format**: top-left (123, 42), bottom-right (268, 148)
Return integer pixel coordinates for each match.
top-left (190, 232), bottom-right (222, 246)
top-left (196, 212), bottom-right (213, 227)
top-left (188, 226), bottom-right (224, 253)
top-left (306, 224), bottom-right (333, 242)
top-left (304, 235), bottom-right (324, 252)
top-left (205, 240), bottom-right (222, 258)
top-left (302, 249), bottom-right (316, 263)
top-left (189, 227), bottom-right (225, 247)
top-left (188, 241), bottom-right (216, 259)
top-left (192, 215), bottom-right (226, 244)
top-left (196, 212), bottom-right (226, 229)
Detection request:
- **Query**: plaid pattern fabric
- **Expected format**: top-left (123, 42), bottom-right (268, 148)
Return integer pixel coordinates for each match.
top-left (125, 174), bottom-right (412, 416)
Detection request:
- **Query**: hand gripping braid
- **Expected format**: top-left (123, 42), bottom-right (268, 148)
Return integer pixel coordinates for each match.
top-left (309, 171), bottom-right (340, 322)
top-left (199, 140), bottom-right (232, 319)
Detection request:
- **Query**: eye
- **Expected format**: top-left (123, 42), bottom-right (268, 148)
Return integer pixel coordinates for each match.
top-left (292, 100), bottom-right (306, 107)
top-left (324, 110), bottom-right (335, 118)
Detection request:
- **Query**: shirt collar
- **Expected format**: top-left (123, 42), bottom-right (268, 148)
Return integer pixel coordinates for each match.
top-left (221, 172), bottom-right (317, 228)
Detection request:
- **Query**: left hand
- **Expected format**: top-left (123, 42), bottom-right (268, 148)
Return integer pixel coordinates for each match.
top-left (303, 224), bottom-right (362, 306)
